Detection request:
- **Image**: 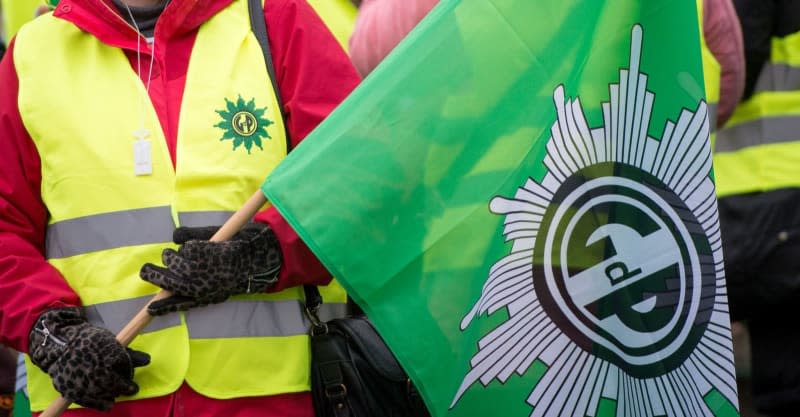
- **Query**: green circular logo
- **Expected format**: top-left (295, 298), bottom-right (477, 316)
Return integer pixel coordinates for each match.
top-left (232, 111), bottom-right (258, 137)
top-left (214, 96), bottom-right (274, 154)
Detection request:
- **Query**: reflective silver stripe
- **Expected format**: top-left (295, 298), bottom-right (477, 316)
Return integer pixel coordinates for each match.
top-left (83, 295), bottom-right (182, 334)
top-left (178, 211), bottom-right (237, 227)
top-left (715, 116), bottom-right (800, 153)
top-left (754, 62), bottom-right (800, 93)
top-left (318, 302), bottom-right (348, 322)
top-left (708, 103), bottom-right (717, 133)
top-left (185, 300), bottom-right (348, 339)
top-left (46, 206), bottom-right (175, 259)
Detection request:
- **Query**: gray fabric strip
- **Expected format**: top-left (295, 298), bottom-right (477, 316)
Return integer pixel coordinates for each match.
top-left (84, 296), bottom-right (348, 339)
top-left (83, 295), bottom-right (181, 334)
top-left (714, 115), bottom-right (800, 153)
top-left (754, 62), bottom-right (800, 93)
top-left (15, 354), bottom-right (26, 394)
top-left (708, 103), bottom-right (717, 133)
top-left (185, 299), bottom-right (347, 339)
top-left (177, 211), bottom-right (237, 227)
top-left (46, 206), bottom-right (175, 259)
top-left (318, 302), bottom-right (348, 322)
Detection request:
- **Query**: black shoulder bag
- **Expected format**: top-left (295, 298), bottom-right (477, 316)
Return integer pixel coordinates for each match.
top-left (247, 1), bottom-right (431, 416)
top-left (303, 286), bottom-right (431, 417)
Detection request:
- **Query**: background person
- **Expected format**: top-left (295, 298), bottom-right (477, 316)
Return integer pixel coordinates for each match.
top-left (348, 0), bottom-right (438, 76)
top-left (715, 0), bottom-right (800, 416)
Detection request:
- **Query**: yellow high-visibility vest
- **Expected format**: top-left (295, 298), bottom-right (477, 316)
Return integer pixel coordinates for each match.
top-left (1, 0), bottom-right (44, 41)
top-left (713, 17), bottom-right (800, 196)
top-left (307, 0), bottom-right (357, 52)
top-left (14, 0), bottom-right (345, 410)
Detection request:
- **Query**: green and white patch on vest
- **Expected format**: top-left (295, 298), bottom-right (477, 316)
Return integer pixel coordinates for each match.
top-left (214, 96), bottom-right (273, 153)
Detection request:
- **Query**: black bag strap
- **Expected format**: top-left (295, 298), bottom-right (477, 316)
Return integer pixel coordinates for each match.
top-left (248, 0), bottom-right (320, 320)
top-left (303, 285), bottom-right (327, 334)
top-left (247, 0), bottom-right (292, 150)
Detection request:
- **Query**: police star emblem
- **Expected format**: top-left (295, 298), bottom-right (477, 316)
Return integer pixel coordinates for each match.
top-left (453, 25), bottom-right (737, 416)
top-left (215, 96), bottom-right (273, 153)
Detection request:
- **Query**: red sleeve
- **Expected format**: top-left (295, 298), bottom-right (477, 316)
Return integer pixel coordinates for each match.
top-left (255, 0), bottom-right (361, 291)
top-left (0, 40), bottom-right (82, 353)
top-left (704, 0), bottom-right (745, 128)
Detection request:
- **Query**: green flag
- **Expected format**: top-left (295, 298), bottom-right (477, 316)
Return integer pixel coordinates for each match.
top-left (263, 0), bottom-right (739, 416)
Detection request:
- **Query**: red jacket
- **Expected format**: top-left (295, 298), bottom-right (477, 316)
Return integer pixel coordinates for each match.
top-left (0, 0), bottom-right (358, 357)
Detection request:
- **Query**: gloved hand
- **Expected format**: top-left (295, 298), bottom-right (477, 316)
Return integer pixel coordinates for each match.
top-left (28, 307), bottom-right (150, 411)
top-left (140, 222), bottom-right (282, 316)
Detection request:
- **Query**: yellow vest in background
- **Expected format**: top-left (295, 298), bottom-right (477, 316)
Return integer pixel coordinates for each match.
top-left (14, 0), bottom-right (345, 410)
top-left (714, 16), bottom-right (800, 196)
top-left (1, 0), bottom-right (44, 41)
top-left (307, 0), bottom-right (357, 52)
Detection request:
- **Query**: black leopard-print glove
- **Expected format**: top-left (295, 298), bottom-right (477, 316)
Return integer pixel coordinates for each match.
top-left (139, 222), bottom-right (282, 316)
top-left (28, 308), bottom-right (151, 411)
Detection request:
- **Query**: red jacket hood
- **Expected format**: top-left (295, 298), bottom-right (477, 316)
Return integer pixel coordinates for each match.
top-left (53, 0), bottom-right (233, 49)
